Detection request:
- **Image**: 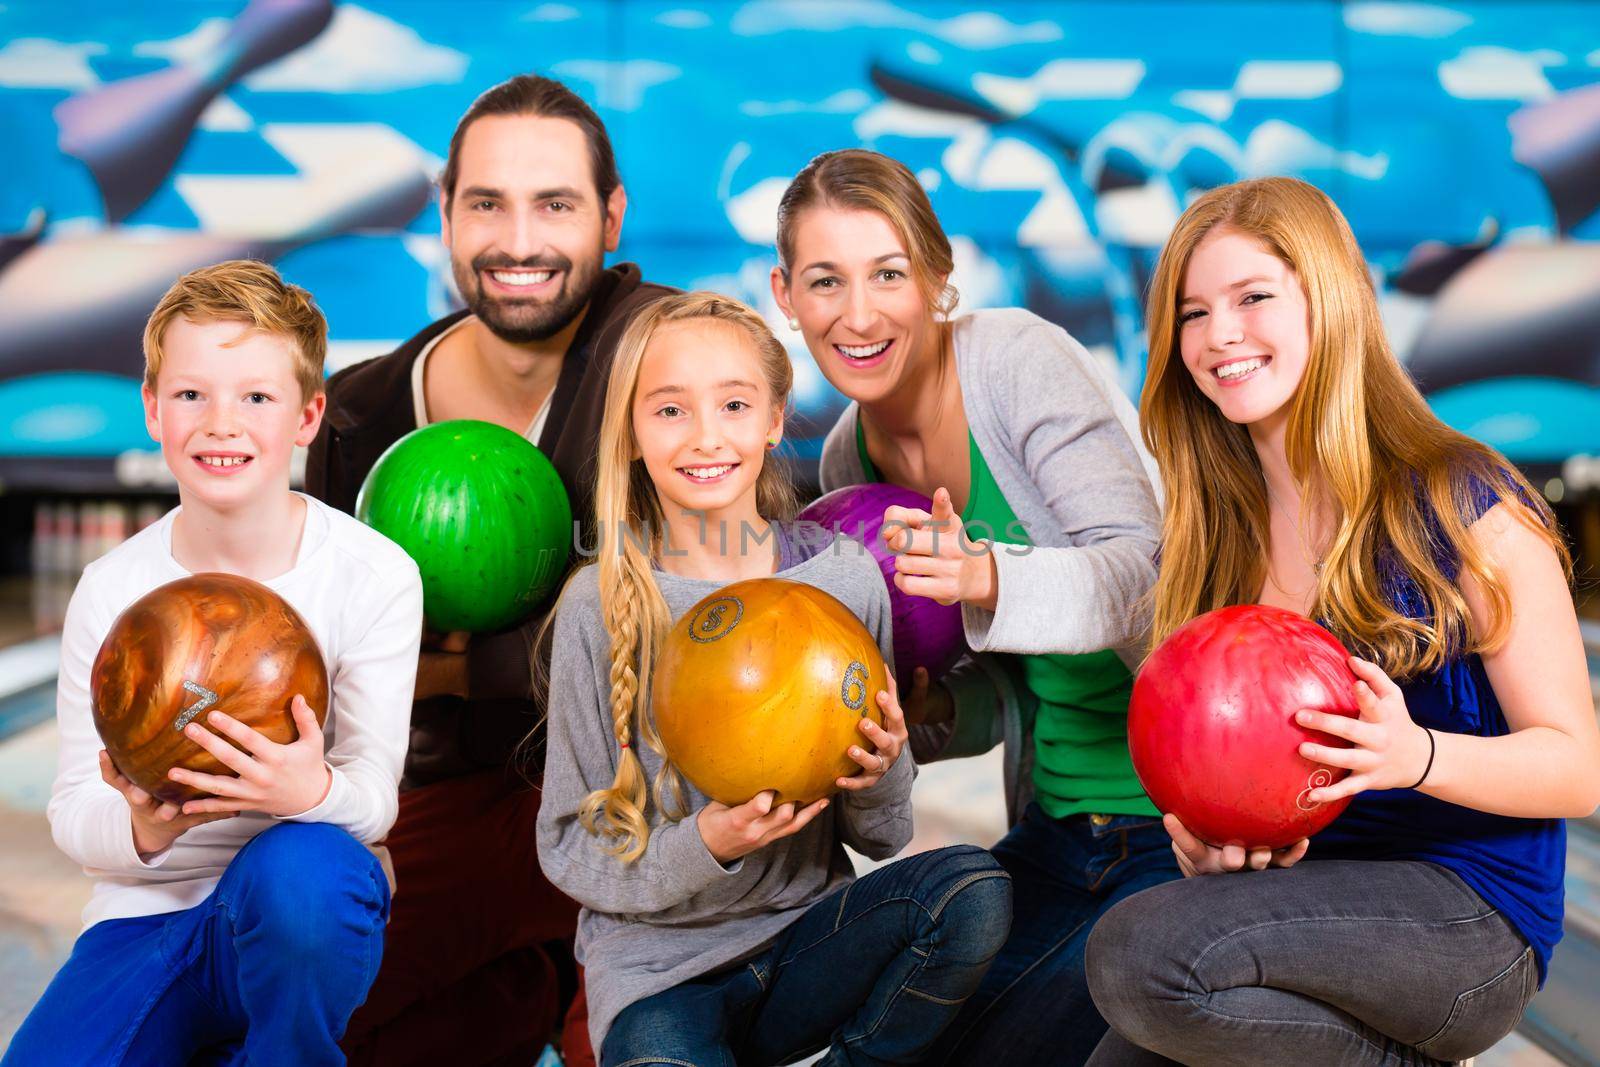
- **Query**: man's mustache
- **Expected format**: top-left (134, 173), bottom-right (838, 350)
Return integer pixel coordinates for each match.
top-left (470, 254), bottom-right (572, 273)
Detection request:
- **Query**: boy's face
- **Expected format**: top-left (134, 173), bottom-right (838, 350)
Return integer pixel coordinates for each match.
top-left (142, 317), bottom-right (325, 511)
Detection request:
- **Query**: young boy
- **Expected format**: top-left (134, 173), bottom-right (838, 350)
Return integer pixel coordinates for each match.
top-left (3, 261), bottom-right (423, 1066)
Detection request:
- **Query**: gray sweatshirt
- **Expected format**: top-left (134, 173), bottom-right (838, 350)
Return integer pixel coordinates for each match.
top-left (817, 306), bottom-right (1162, 823)
top-left (536, 534), bottom-right (914, 1053)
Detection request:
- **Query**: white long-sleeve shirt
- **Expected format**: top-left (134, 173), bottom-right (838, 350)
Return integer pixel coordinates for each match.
top-left (50, 494), bottom-right (423, 930)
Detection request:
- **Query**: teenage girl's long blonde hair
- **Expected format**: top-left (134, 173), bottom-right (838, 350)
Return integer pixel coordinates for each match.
top-left (1142, 177), bottom-right (1568, 677)
top-left (577, 291), bottom-right (797, 861)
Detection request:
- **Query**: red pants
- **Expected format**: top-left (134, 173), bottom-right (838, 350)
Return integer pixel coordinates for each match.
top-left (563, 971), bottom-right (596, 1067)
top-left (341, 770), bottom-right (586, 1067)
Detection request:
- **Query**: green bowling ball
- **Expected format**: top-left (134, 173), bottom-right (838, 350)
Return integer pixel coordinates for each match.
top-left (356, 419), bottom-right (572, 633)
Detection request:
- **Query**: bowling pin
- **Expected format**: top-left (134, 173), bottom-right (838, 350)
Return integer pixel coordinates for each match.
top-left (0, 150), bottom-right (432, 381)
top-left (76, 500), bottom-right (102, 573)
top-left (31, 501), bottom-right (53, 577)
top-left (53, 0), bottom-right (334, 222)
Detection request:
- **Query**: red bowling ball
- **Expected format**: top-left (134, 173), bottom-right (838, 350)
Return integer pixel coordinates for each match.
top-left (1128, 605), bottom-right (1361, 849)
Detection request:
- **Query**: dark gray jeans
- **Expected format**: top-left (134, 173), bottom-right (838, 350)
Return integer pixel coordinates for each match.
top-left (1083, 859), bottom-right (1538, 1066)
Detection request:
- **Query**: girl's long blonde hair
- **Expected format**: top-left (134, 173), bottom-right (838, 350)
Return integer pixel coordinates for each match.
top-left (578, 291), bottom-right (797, 861)
top-left (1142, 177), bottom-right (1567, 677)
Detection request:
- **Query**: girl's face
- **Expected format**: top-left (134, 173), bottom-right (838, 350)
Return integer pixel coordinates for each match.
top-left (1178, 228), bottom-right (1312, 437)
top-left (771, 205), bottom-right (941, 406)
top-left (632, 318), bottom-right (783, 521)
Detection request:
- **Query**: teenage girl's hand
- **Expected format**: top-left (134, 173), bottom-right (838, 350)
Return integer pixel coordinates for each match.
top-left (172, 696), bottom-right (333, 818)
top-left (882, 488), bottom-right (998, 611)
top-left (837, 670), bottom-right (910, 791)
top-left (99, 751), bottom-right (236, 858)
top-left (698, 791), bottom-right (830, 865)
top-left (1294, 656), bottom-right (1435, 803)
top-left (1164, 813), bottom-right (1309, 877)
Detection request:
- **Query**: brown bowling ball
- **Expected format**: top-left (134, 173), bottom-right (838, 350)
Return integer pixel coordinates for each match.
top-left (90, 573), bottom-right (330, 804)
top-left (653, 578), bottom-right (888, 806)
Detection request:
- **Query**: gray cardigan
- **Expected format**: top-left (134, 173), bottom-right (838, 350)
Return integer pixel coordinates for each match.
top-left (817, 307), bottom-right (1162, 823)
top-left (536, 539), bottom-right (914, 1053)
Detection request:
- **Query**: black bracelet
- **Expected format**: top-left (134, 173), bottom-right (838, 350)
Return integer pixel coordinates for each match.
top-left (1407, 727), bottom-right (1436, 790)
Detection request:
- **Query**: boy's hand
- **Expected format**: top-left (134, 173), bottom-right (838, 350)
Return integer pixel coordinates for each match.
top-left (99, 751), bottom-right (235, 858)
top-left (698, 790), bottom-right (830, 865)
top-left (172, 695), bottom-right (333, 818)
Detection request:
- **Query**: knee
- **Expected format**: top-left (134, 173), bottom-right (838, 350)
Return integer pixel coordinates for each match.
top-left (1084, 886), bottom-right (1189, 1043)
top-left (601, 996), bottom-right (697, 1067)
top-left (227, 824), bottom-right (387, 956)
top-left (922, 845), bottom-right (1013, 964)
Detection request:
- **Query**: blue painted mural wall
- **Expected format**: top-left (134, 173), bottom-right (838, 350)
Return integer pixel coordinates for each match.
top-left (4, 0), bottom-right (1600, 488)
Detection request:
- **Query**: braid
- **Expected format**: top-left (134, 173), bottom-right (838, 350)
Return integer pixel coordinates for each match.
top-left (578, 554), bottom-right (653, 860)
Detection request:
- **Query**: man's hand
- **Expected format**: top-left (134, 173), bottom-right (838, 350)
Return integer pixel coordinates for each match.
top-left (415, 630), bottom-right (470, 700)
top-left (900, 666), bottom-right (954, 726)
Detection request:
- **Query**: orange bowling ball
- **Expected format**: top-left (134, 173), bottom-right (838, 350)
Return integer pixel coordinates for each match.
top-left (653, 578), bottom-right (888, 806)
top-left (90, 573), bottom-right (330, 804)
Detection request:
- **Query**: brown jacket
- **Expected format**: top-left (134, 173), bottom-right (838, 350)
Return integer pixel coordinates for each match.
top-left (305, 263), bottom-right (673, 787)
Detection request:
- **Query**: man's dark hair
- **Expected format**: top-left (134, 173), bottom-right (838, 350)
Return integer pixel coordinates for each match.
top-left (439, 74), bottom-right (621, 209)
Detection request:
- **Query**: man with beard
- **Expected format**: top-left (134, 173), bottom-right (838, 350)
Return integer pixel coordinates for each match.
top-left (306, 74), bottom-right (671, 1067)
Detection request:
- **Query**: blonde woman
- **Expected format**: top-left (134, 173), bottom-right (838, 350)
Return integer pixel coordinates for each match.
top-left (772, 149), bottom-right (1172, 1065)
top-left (533, 292), bottom-right (1012, 1066)
top-left (1083, 177), bottom-right (1600, 1065)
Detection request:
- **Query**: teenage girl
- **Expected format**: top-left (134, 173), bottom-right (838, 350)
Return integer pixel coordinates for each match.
top-left (1084, 177), bottom-right (1600, 1065)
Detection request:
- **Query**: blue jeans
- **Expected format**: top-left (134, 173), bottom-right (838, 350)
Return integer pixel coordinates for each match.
top-left (929, 804), bottom-right (1182, 1066)
top-left (600, 844), bottom-right (1012, 1067)
top-left (4, 823), bottom-right (390, 1067)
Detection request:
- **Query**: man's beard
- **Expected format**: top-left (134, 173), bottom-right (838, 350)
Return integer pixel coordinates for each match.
top-left (454, 248), bottom-right (603, 344)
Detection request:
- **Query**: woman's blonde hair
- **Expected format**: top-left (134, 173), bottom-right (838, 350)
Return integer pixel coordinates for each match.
top-left (1142, 177), bottom-right (1567, 677)
top-left (775, 148), bottom-right (959, 319)
top-left (576, 291), bottom-right (797, 861)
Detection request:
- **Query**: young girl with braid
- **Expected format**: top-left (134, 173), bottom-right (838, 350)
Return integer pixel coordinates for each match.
top-left (534, 291), bottom-right (1012, 1066)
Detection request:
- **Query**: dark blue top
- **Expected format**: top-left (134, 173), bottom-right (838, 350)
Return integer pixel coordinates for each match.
top-left (1310, 474), bottom-right (1566, 983)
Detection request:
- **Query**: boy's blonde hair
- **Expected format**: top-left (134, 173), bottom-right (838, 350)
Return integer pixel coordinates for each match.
top-left (143, 260), bottom-right (327, 401)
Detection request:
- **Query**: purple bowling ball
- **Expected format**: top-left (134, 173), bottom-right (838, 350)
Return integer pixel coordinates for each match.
top-left (799, 483), bottom-right (968, 685)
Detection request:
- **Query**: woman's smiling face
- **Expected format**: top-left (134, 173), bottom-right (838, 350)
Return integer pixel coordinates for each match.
top-left (1178, 227), bottom-right (1312, 437)
top-left (774, 205), bottom-right (941, 407)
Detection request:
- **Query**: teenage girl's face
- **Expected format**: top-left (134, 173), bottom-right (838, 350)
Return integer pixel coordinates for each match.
top-left (1178, 228), bottom-right (1312, 437)
top-left (771, 206), bottom-right (941, 407)
top-left (632, 319), bottom-right (783, 521)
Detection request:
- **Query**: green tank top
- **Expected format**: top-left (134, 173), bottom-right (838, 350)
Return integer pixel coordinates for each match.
top-left (856, 421), bottom-right (1155, 818)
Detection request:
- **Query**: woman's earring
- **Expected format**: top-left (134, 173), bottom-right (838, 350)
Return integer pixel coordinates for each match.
top-left (765, 438), bottom-right (780, 451)
top-left (787, 317), bottom-right (800, 331)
